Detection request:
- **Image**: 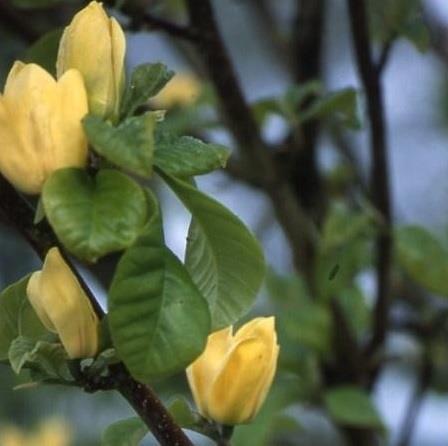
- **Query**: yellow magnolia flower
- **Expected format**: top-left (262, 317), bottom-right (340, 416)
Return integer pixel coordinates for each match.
top-left (0, 426), bottom-right (25, 446)
top-left (27, 247), bottom-right (99, 359)
top-left (152, 73), bottom-right (201, 108)
top-left (57, 1), bottom-right (126, 120)
top-left (187, 317), bottom-right (279, 425)
top-left (0, 62), bottom-right (88, 195)
top-left (29, 418), bottom-right (71, 446)
top-left (0, 418), bottom-right (71, 446)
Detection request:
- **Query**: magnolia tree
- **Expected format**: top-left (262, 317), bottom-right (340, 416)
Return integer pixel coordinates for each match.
top-left (0, 0), bottom-right (444, 445)
top-left (0, 2), bottom-right (275, 445)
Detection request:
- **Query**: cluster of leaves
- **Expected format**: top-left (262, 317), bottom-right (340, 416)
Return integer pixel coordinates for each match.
top-left (0, 55), bottom-right (265, 443)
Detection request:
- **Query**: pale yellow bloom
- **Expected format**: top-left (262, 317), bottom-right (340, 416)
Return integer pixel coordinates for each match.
top-left (27, 248), bottom-right (99, 359)
top-left (187, 317), bottom-right (279, 425)
top-left (0, 418), bottom-right (71, 446)
top-left (153, 73), bottom-right (201, 108)
top-left (29, 418), bottom-right (71, 446)
top-left (0, 426), bottom-right (26, 446)
top-left (0, 62), bottom-right (88, 195)
top-left (57, 1), bottom-right (126, 120)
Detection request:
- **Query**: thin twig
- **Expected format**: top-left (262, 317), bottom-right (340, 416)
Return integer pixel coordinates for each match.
top-left (136, 13), bottom-right (199, 42)
top-left (0, 175), bottom-right (194, 446)
top-left (108, 0), bottom-right (198, 42)
top-left (346, 0), bottom-right (393, 360)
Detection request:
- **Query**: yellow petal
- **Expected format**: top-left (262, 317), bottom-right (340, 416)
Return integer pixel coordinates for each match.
top-left (249, 343), bottom-right (279, 418)
top-left (27, 272), bottom-right (57, 332)
top-left (153, 73), bottom-right (201, 108)
top-left (207, 337), bottom-right (272, 425)
top-left (52, 69), bottom-right (88, 169)
top-left (27, 248), bottom-right (99, 358)
top-left (57, 1), bottom-right (124, 119)
top-left (234, 316), bottom-right (277, 346)
top-left (110, 16), bottom-right (126, 117)
top-left (186, 326), bottom-right (233, 417)
top-left (0, 95), bottom-right (42, 194)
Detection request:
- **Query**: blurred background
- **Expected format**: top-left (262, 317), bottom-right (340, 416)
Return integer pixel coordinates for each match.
top-left (2, 0), bottom-right (448, 445)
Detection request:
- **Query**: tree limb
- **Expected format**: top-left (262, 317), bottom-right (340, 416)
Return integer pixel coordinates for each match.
top-left (346, 0), bottom-right (393, 360)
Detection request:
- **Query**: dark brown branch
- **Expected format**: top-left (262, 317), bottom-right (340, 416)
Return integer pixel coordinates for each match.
top-left (346, 0), bottom-right (392, 360)
top-left (107, 0), bottom-right (198, 42)
top-left (0, 175), bottom-right (194, 446)
top-left (0, 1), bottom-right (40, 43)
top-left (376, 39), bottom-right (395, 75)
top-left (185, 0), bottom-right (317, 275)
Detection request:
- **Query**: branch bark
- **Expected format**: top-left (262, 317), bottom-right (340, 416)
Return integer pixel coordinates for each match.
top-left (346, 0), bottom-right (392, 360)
top-left (0, 175), bottom-right (194, 446)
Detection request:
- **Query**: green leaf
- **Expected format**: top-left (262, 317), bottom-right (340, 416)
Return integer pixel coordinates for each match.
top-left (324, 386), bottom-right (383, 429)
top-left (0, 275), bottom-right (47, 360)
top-left (83, 113), bottom-right (158, 178)
top-left (300, 88), bottom-right (360, 129)
top-left (168, 396), bottom-right (199, 428)
top-left (154, 133), bottom-right (230, 177)
top-left (42, 168), bottom-right (148, 262)
top-left (159, 171), bottom-right (266, 329)
top-left (335, 287), bottom-right (370, 340)
top-left (8, 336), bottom-right (71, 381)
top-left (22, 29), bottom-right (63, 76)
top-left (368, 0), bottom-right (429, 52)
top-left (395, 225), bottom-right (448, 296)
top-left (121, 63), bottom-right (174, 118)
top-left (108, 190), bottom-right (210, 382)
top-left (101, 418), bottom-right (147, 446)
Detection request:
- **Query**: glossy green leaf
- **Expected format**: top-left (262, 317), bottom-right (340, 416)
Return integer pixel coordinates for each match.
top-left (396, 225), bottom-right (448, 296)
top-left (324, 386), bottom-right (383, 429)
top-left (159, 171), bottom-right (266, 329)
top-left (42, 168), bottom-right (148, 262)
top-left (22, 29), bottom-right (63, 76)
top-left (0, 276), bottom-right (47, 360)
top-left (8, 336), bottom-right (71, 381)
top-left (154, 133), bottom-right (229, 177)
top-left (121, 63), bottom-right (174, 118)
top-left (101, 418), bottom-right (147, 446)
top-left (108, 190), bottom-right (210, 382)
top-left (83, 113), bottom-right (159, 177)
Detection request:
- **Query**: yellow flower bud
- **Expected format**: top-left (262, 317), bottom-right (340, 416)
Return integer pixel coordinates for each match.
top-left (153, 73), bottom-right (201, 109)
top-left (30, 418), bottom-right (71, 446)
top-left (0, 62), bottom-right (88, 195)
top-left (187, 317), bottom-right (279, 425)
top-left (57, 1), bottom-right (126, 120)
top-left (26, 248), bottom-right (99, 359)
